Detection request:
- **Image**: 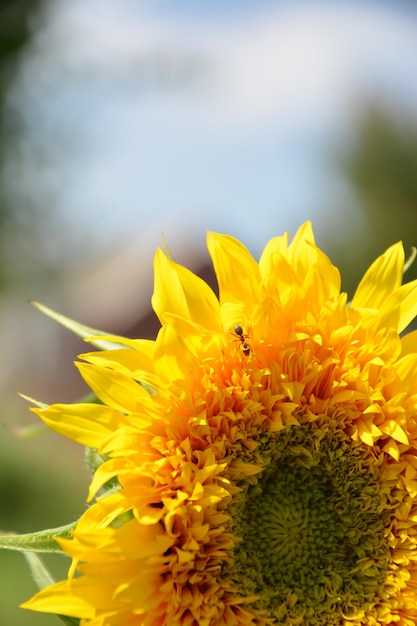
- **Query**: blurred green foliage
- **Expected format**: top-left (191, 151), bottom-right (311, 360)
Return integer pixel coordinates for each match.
top-left (0, 433), bottom-right (87, 625)
top-left (0, 4), bottom-right (86, 625)
top-left (327, 106), bottom-right (417, 298)
top-left (346, 107), bottom-right (417, 243)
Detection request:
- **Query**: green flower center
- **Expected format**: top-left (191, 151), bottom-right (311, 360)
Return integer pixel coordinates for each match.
top-left (229, 424), bottom-right (391, 625)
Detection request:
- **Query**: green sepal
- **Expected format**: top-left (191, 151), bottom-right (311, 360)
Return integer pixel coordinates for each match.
top-left (85, 447), bottom-right (121, 494)
top-left (56, 615), bottom-right (80, 626)
top-left (23, 553), bottom-right (80, 626)
top-left (404, 246), bottom-right (417, 273)
top-left (77, 391), bottom-right (101, 403)
top-left (18, 390), bottom-right (100, 410)
top-left (161, 232), bottom-right (173, 260)
top-left (139, 380), bottom-right (159, 396)
top-left (17, 392), bottom-right (48, 410)
top-left (85, 446), bottom-right (105, 474)
top-left (0, 521), bottom-right (76, 554)
top-left (30, 300), bottom-right (129, 350)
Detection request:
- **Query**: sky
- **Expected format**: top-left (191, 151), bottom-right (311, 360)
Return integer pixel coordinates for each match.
top-left (10, 0), bottom-right (417, 259)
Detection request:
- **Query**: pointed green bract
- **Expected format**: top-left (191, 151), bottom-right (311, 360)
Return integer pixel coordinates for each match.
top-left (404, 246), bottom-right (417, 273)
top-left (30, 300), bottom-right (129, 350)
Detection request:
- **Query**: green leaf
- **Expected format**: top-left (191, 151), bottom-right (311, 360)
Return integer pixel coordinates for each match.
top-left (23, 553), bottom-right (80, 626)
top-left (0, 521), bottom-right (76, 554)
top-left (30, 300), bottom-right (128, 350)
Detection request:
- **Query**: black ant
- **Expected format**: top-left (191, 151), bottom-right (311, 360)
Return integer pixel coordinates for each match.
top-left (231, 324), bottom-right (252, 356)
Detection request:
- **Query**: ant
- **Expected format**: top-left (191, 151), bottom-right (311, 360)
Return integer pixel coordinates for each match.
top-left (231, 324), bottom-right (252, 356)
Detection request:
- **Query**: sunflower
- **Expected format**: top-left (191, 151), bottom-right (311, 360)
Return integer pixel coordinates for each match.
top-left (21, 223), bottom-right (417, 625)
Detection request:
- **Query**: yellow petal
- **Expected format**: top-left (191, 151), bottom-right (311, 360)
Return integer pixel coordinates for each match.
top-left (152, 248), bottom-right (221, 330)
top-left (287, 221), bottom-right (317, 275)
top-left (401, 328), bottom-right (417, 356)
top-left (356, 419), bottom-right (383, 446)
top-left (351, 241), bottom-right (404, 309)
top-left (258, 233), bottom-right (289, 277)
top-left (290, 223), bottom-right (341, 297)
top-left (379, 419), bottom-right (409, 445)
top-left (153, 322), bottom-right (200, 383)
top-left (207, 232), bottom-right (261, 316)
top-left (75, 362), bottom-right (150, 414)
top-left (30, 403), bottom-right (125, 447)
top-left (394, 353), bottom-right (417, 390)
top-left (20, 580), bottom-right (95, 617)
top-left (258, 234), bottom-right (300, 301)
top-left (80, 349), bottom-right (161, 394)
top-left (378, 278), bottom-right (417, 333)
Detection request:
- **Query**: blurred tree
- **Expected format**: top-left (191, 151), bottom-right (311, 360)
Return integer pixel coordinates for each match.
top-left (327, 106), bottom-right (417, 296)
top-left (346, 107), bottom-right (417, 242)
top-left (0, 5), bottom-right (76, 625)
top-left (0, 0), bottom-right (44, 288)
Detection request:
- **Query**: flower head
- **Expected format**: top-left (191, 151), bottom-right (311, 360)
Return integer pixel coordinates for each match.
top-left (22, 223), bottom-right (417, 625)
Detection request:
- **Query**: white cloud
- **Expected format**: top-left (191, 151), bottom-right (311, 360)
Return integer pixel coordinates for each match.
top-left (38, 0), bottom-right (417, 130)
top-left (217, 4), bottom-right (417, 123)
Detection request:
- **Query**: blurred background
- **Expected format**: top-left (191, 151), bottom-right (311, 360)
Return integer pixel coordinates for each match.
top-left (1, 0), bottom-right (417, 623)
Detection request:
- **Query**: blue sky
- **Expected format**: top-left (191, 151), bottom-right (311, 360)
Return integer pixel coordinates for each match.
top-left (12, 0), bottom-right (417, 259)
